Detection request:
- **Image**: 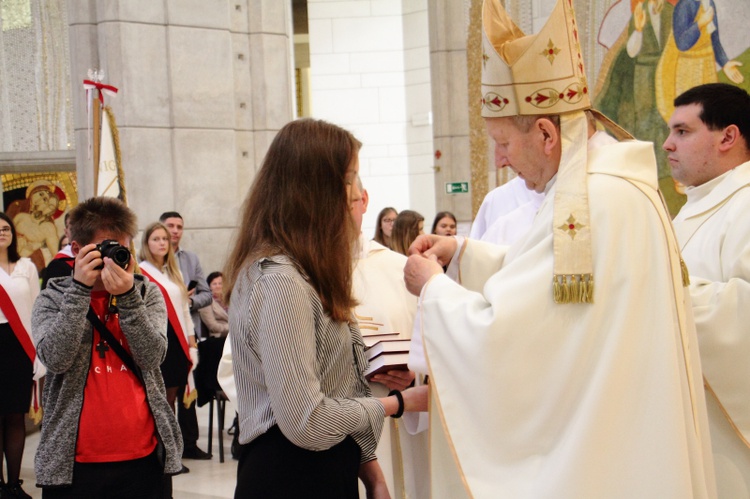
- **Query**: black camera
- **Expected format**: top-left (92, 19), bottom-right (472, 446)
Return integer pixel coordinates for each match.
top-left (95, 240), bottom-right (131, 270)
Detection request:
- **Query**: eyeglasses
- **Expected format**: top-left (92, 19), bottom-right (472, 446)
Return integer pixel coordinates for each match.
top-left (382, 218), bottom-right (396, 224)
top-left (0, 227), bottom-right (11, 234)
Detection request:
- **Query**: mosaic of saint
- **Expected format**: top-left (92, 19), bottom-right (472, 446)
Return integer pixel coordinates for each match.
top-left (595, 0), bottom-right (749, 213)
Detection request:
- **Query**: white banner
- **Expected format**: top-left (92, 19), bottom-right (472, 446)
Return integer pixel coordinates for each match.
top-left (97, 112), bottom-right (120, 198)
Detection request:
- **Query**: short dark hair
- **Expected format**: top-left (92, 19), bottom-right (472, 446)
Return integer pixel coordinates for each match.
top-left (674, 83), bottom-right (750, 148)
top-left (159, 211), bottom-right (182, 223)
top-left (0, 213), bottom-right (21, 263)
top-left (69, 197), bottom-right (137, 245)
top-left (206, 271), bottom-right (223, 286)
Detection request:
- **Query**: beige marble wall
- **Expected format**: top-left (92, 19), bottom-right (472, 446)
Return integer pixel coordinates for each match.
top-left (427, 0), bottom-right (473, 224)
top-left (307, 0), bottom-right (435, 237)
top-left (67, 0), bottom-right (294, 274)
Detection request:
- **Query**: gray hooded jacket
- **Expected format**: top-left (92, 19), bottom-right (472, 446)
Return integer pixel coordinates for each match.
top-left (31, 275), bottom-right (183, 486)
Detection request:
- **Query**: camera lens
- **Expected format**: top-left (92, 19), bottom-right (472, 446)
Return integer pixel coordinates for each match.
top-left (110, 246), bottom-right (131, 269)
top-left (98, 240), bottom-right (131, 270)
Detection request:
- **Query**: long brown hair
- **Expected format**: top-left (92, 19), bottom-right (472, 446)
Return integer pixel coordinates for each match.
top-left (373, 207), bottom-right (396, 248)
top-left (223, 118), bottom-right (361, 322)
top-left (139, 222), bottom-right (188, 298)
top-left (391, 209), bottom-right (424, 256)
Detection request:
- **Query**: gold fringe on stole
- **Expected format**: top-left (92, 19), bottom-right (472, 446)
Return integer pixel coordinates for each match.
top-left (28, 380), bottom-right (42, 425)
top-left (183, 387), bottom-right (198, 409)
top-left (680, 258), bottom-right (690, 287)
top-left (553, 274), bottom-right (594, 304)
top-left (28, 404), bottom-right (42, 425)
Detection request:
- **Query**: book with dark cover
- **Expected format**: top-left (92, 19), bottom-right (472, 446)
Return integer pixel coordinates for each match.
top-left (362, 331), bottom-right (400, 348)
top-left (366, 338), bottom-right (411, 361)
top-left (364, 351), bottom-right (410, 380)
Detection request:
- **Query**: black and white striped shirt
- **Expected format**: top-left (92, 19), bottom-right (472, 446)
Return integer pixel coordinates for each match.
top-left (229, 255), bottom-right (385, 462)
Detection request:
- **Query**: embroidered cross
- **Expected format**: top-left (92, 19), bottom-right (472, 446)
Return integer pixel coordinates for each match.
top-left (96, 341), bottom-right (110, 359)
top-left (557, 214), bottom-right (585, 239)
top-left (540, 39), bottom-right (561, 64)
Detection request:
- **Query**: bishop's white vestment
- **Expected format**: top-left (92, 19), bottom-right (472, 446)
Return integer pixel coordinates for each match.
top-left (354, 235), bottom-right (428, 499)
top-left (469, 176), bottom-right (545, 246)
top-left (414, 138), bottom-right (716, 498)
top-left (673, 160), bottom-right (750, 498)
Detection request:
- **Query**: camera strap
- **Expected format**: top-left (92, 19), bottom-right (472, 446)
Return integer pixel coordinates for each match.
top-left (86, 306), bottom-right (145, 384)
top-left (85, 283), bottom-right (149, 385)
top-left (86, 291), bottom-right (169, 473)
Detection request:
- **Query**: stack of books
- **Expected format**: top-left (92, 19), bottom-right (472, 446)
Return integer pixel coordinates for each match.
top-left (362, 334), bottom-right (411, 380)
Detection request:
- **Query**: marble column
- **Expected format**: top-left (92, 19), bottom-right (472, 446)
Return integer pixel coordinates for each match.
top-left (427, 0), bottom-right (475, 223)
top-left (66, 0), bottom-right (294, 273)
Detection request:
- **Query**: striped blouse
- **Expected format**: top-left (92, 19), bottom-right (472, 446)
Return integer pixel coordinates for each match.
top-left (229, 255), bottom-right (385, 462)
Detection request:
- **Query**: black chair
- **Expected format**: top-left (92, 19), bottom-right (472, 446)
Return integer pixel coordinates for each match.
top-left (194, 336), bottom-right (228, 462)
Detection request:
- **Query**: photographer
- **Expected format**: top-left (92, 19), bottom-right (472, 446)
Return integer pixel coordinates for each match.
top-left (32, 197), bottom-right (182, 498)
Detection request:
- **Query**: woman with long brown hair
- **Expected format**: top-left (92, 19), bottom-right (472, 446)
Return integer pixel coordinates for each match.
top-left (372, 207), bottom-right (397, 249)
top-left (390, 210), bottom-right (425, 256)
top-left (224, 118), bottom-right (425, 498)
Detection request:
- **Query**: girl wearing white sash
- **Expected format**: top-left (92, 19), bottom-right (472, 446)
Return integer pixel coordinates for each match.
top-left (139, 222), bottom-right (196, 413)
top-left (0, 212), bottom-right (39, 499)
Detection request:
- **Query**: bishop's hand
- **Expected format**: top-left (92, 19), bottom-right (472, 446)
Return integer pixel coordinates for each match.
top-left (408, 234), bottom-right (457, 267)
top-left (404, 253), bottom-right (443, 296)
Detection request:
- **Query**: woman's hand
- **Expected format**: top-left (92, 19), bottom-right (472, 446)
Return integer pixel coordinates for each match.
top-left (359, 460), bottom-right (392, 499)
top-left (402, 385), bottom-right (428, 413)
top-left (371, 369), bottom-right (416, 391)
top-left (377, 384), bottom-right (429, 416)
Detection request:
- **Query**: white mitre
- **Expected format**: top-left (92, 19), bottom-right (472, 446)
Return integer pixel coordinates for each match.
top-left (480, 0), bottom-right (591, 118)
top-left (481, 0), bottom-right (602, 304)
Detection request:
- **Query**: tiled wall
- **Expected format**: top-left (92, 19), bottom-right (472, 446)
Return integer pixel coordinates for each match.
top-left (307, 0), bottom-right (435, 237)
top-left (305, 0), bottom-right (566, 234)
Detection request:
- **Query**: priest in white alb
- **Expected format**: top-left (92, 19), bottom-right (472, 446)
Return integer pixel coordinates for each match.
top-left (469, 176), bottom-right (544, 246)
top-left (403, 0), bottom-right (716, 497)
top-left (665, 82), bottom-right (750, 498)
top-left (351, 179), bottom-right (429, 499)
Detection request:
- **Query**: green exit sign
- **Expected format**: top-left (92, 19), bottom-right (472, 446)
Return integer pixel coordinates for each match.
top-left (445, 182), bottom-right (469, 194)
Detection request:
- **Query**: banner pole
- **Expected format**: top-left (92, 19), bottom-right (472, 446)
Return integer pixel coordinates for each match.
top-left (92, 95), bottom-right (101, 194)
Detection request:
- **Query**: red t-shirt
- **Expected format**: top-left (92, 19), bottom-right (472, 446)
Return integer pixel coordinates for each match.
top-left (76, 291), bottom-right (157, 462)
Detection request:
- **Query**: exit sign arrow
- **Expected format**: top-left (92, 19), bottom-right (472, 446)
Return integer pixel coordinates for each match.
top-left (445, 182), bottom-right (469, 194)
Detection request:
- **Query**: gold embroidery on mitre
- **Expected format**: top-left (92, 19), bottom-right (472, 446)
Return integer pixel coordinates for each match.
top-left (540, 39), bottom-right (561, 64)
top-left (480, 0), bottom-right (592, 118)
top-left (483, 92), bottom-right (510, 113)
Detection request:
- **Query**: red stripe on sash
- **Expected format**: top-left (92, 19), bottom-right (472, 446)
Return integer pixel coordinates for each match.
top-left (140, 268), bottom-right (192, 366)
top-left (0, 285), bottom-right (35, 362)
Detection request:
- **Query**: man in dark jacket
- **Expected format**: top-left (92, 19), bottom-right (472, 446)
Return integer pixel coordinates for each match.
top-left (159, 211), bottom-right (213, 462)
